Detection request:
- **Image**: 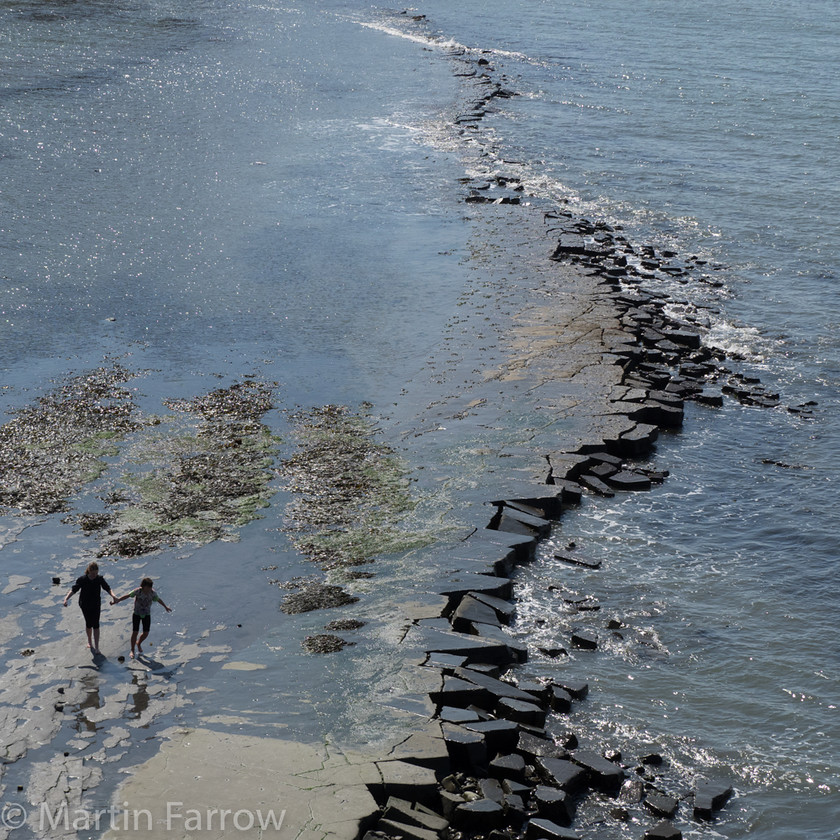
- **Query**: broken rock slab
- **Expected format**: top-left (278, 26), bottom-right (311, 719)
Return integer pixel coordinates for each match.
top-left (693, 778), bottom-right (733, 820)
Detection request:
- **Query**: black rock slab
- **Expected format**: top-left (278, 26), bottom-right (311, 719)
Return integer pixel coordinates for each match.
top-left (462, 719), bottom-right (520, 755)
top-left (604, 470), bottom-right (653, 491)
top-left (551, 479), bottom-right (583, 505)
top-left (430, 676), bottom-right (493, 711)
top-left (469, 528), bottom-right (538, 562)
top-left (572, 750), bottom-right (626, 796)
top-left (448, 543), bottom-right (519, 576)
top-left (421, 627), bottom-right (522, 667)
top-left (525, 817), bottom-right (581, 840)
top-left (497, 697), bottom-right (548, 728)
top-left (500, 499), bottom-right (551, 519)
top-left (468, 591), bottom-right (516, 623)
top-left (516, 679), bottom-right (551, 705)
top-left (533, 786), bottom-right (576, 827)
top-left (692, 391), bottom-right (724, 408)
top-left (645, 792), bottom-right (679, 818)
top-left (589, 450), bottom-right (623, 467)
top-left (664, 328), bottom-right (701, 348)
top-left (693, 779), bottom-right (733, 820)
top-left (454, 667), bottom-right (537, 703)
top-left (441, 723), bottom-right (489, 775)
top-left (553, 678), bottom-right (588, 700)
top-left (554, 551), bottom-right (601, 569)
top-left (536, 757), bottom-right (588, 793)
top-left (618, 423), bottom-right (659, 455)
top-left (439, 789), bottom-right (466, 820)
top-left (504, 792), bottom-right (529, 829)
top-left (438, 573), bottom-right (513, 604)
top-left (629, 400), bottom-right (683, 427)
top-left (493, 507), bottom-right (552, 538)
top-left (451, 595), bottom-right (503, 632)
top-left (488, 486), bottom-right (564, 519)
top-left (589, 461), bottom-right (619, 479)
top-left (548, 686), bottom-right (573, 713)
top-left (546, 453), bottom-right (592, 481)
top-left (549, 234), bottom-right (590, 258)
top-left (424, 652), bottom-right (468, 670)
top-left (448, 555), bottom-right (512, 578)
top-left (570, 629), bottom-right (598, 650)
top-left (439, 706), bottom-right (482, 724)
top-left (464, 623), bottom-right (528, 662)
top-left (489, 752), bottom-right (527, 782)
top-left (453, 799), bottom-right (505, 830)
top-left (643, 820), bottom-right (683, 840)
top-left (517, 731), bottom-right (566, 762)
top-left (577, 474), bottom-right (616, 497)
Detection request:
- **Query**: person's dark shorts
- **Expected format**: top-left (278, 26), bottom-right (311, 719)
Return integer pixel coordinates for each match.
top-left (132, 613), bottom-right (151, 633)
top-left (80, 603), bottom-right (101, 629)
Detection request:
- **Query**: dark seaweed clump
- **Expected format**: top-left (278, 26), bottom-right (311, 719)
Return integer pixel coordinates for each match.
top-left (280, 583), bottom-right (359, 615)
top-left (281, 404), bottom-right (424, 570)
top-left (324, 618), bottom-right (366, 631)
top-left (302, 634), bottom-right (353, 654)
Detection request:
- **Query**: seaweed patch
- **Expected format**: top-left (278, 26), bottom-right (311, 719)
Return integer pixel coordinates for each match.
top-left (0, 362), bottom-right (140, 515)
top-left (280, 403), bottom-right (431, 570)
top-left (280, 583), bottom-right (359, 615)
top-left (301, 634), bottom-right (353, 654)
top-left (91, 379), bottom-right (280, 557)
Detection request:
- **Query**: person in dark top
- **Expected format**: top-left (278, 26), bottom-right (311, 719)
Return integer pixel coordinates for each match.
top-left (63, 561), bottom-right (117, 654)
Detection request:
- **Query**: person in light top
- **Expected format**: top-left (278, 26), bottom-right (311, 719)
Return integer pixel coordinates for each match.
top-left (113, 577), bottom-right (172, 659)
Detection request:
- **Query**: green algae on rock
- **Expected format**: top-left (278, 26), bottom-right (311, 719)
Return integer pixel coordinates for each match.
top-left (281, 404), bottom-right (432, 570)
top-left (92, 380), bottom-right (280, 557)
top-left (0, 363), bottom-right (140, 515)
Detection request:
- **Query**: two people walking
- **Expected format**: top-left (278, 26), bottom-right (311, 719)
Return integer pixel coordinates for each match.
top-left (63, 562), bottom-right (172, 657)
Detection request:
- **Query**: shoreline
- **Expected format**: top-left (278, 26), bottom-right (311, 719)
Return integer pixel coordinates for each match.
top-left (325, 31), bottom-right (794, 839)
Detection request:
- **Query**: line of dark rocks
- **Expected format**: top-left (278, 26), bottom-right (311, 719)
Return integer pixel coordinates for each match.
top-left (356, 306), bottom-right (739, 840)
top-left (355, 85), bottom-right (772, 840)
top-left (357, 21), bottom-right (808, 839)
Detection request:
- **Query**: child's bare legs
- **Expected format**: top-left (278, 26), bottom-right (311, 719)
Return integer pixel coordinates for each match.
top-left (130, 630), bottom-right (149, 657)
top-left (85, 627), bottom-right (94, 650)
top-left (92, 627), bottom-right (101, 654)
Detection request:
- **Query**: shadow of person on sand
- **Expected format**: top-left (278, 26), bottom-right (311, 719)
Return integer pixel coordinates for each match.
top-left (135, 652), bottom-right (178, 678)
top-left (78, 650), bottom-right (107, 671)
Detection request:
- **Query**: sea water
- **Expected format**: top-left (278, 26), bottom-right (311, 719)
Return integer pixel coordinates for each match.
top-left (1, 0), bottom-right (839, 838)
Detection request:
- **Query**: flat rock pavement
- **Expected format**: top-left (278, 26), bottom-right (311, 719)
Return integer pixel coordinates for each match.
top-left (102, 727), bottom-right (435, 840)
